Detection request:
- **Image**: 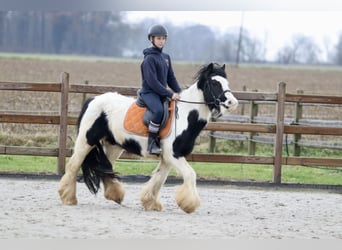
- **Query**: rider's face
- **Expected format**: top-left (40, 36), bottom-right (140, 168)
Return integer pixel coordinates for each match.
top-left (151, 36), bottom-right (166, 49)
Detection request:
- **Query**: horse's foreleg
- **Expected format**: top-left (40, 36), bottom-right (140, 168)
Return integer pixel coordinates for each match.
top-left (172, 158), bottom-right (200, 213)
top-left (58, 139), bottom-right (91, 205)
top-left (102, 143), bottom-right (125, 204)
top-left (140, 159), bottom-right (171, 211)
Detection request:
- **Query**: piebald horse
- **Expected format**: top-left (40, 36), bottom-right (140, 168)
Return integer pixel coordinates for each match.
top-left (58, 62), bottom-right (238, 213)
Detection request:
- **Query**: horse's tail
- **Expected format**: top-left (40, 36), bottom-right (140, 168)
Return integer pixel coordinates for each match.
top-left (77, 96), bottom-right (119, 194)
top-left (81, 142), bottom-right (119, 194)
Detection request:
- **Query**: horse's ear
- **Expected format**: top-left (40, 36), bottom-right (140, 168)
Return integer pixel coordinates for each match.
top-left (221, 64), bottom-right (225, 71)
top-left (207, 63), bottom-right (214, 72)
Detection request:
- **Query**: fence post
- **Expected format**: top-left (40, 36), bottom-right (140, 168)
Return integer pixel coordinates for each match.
top-left (248, 89), bottom-right (258, 155)
top-left (208, 117), bottom-right (216, 153)
top-left (57, 72), bottom-right (69, 175)
top-left (240, 85), bottom-right (246, 149)
top-left (273, 82), bottom-right (286, 184)
top-left (82, 80), bottom-right (89, 105)
top-left (294, 89), bottom-right (303, 156)
top-left (240, 85), bottom-right (247, 115)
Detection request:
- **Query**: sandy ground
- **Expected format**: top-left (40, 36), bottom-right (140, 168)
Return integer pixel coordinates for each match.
top-left (0, 177), bottom-right (341, 239)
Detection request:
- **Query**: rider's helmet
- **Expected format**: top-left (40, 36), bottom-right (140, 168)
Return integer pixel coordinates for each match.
top-left (147, 24), bottom-right (168, 40)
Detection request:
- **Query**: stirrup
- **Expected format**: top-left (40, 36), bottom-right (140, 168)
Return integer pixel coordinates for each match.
top-left (148, 140), bottom-right (162, 155)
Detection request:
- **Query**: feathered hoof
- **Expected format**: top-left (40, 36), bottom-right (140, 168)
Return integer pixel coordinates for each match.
top-left (58, 173), bottom-right (77, 205)
top-left (140, 191), bottom-right (163, 211)
top-left (175, 184), bottom-right (200, 213)
top-left (140, 184), bottom-right (163, 211)
top-left (141, 198), bottom-right (163, 211)
top-left (103, 178), bottom-right (125, 204)
top-left (58, 188), bottom-right (78, 205)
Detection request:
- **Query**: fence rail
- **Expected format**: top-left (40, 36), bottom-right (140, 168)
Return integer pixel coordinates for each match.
top-left (209, 87), bottom-right (342, 155)
top-left (1, 73), bottom-right (341, 183)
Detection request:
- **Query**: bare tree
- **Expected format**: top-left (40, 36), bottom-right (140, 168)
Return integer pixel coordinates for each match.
top-left (334, 33), bottom-right (342, 65)
top-left (219, 28), bottom-right (265, 63)
top-left (0, 11), bottom-right (6, 48)
top-left (276, 34), bottom-right (321, 64)
top-left (277, 46), bottom-right (295, 64)
top-left (239, 30), bottom-right (265, 63)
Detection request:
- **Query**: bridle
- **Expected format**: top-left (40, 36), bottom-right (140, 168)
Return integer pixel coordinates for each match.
top-left (173, 75), bottom-right (231, 133)
top-left (177, 90), bottom-right (230, 108)
top-left (176, 77), bottom-right (231, 110)
top-left (176, 87), bottom-right (231, 120)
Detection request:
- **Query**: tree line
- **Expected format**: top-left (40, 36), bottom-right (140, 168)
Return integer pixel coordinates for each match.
top-left (1, 11), bottom-right (342, 65)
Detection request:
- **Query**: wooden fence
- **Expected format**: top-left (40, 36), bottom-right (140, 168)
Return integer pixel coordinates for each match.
top-left (209, 88), bottom-right (342, 155)
top-left (1, 72), bottom-right (342, 184)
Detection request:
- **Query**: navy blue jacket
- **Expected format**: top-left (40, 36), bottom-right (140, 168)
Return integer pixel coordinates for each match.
top-left (140, 47), bottom-right (181, 99)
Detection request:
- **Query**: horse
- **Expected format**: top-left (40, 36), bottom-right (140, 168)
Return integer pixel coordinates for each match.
top-left (58, 62), bottom-right (238, 213)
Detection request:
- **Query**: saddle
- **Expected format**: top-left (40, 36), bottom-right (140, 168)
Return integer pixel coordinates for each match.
top-left (123, 91), bottom-right (175, 138)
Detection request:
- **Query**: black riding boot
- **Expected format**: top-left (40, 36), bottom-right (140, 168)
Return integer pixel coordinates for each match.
top-left (148, 132), bottom-right (162, 155)
top-left (147, 121), bottom-right (162, 155)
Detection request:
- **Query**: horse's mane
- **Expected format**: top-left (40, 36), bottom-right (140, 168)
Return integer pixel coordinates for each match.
top-left (193, 63), bottom-right (227, 83)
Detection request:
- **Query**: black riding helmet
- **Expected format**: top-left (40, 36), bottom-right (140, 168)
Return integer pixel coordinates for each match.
top-left (147, 24), bottom-right (168, 40)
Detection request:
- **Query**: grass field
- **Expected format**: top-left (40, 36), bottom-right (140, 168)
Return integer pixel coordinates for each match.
top-left (0, 53), bottom-right (341, 185)
top-left (1, 154), bottom-right (341, 185)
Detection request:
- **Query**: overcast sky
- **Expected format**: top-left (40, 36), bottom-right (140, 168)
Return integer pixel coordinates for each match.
top-left (123, 11), bottom-right (342, 61)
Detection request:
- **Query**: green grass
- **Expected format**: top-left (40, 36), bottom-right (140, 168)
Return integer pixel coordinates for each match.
top-left (1, 155), bottom-right (341, 185)
top-left (0, 137), bottom-right (341, 186)
top-left (0, 155), bottom-right (57, 174)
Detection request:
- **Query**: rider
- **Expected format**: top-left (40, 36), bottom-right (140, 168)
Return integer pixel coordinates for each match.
top-left (140, 24), bottom-right (181, 155)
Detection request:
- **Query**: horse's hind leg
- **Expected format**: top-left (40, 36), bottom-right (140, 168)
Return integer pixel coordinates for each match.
top-left (58, 136), bottom-right (91, 205)
top-left (140, 159), bottom-right (171, 211)
top-left (102, 142), bottom-right (125, 204)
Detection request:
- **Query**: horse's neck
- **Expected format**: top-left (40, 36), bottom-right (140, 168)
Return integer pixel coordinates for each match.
top-left (179, 83), bottom-right (211, 121)
top-left (180, 83), bottom-right (203, 101)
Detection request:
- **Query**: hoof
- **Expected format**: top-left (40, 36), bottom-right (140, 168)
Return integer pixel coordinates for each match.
top-left (104, 189), bottom-right (125, 204)
top-left (103, 178), bottom-right (126, 204)
top-left (58, 188), bottom-right (78, 205)
top-left (58, 173), bottom-right (77, 205)
top-left (175, 185), bottom-right (200, 213)
top-left (141, 198), bottom-right (163, 211)
top-left (140, 191), bottom-right (163, 211)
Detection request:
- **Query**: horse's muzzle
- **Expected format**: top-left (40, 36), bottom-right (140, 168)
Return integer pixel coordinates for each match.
top-left (225, 97), bottom-right (239, 111)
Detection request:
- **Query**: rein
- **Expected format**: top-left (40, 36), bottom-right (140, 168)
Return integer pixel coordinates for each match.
top-left (176, 89), bottom-right (231, 108)
top-left (174, 89), bottom-right (231, 123)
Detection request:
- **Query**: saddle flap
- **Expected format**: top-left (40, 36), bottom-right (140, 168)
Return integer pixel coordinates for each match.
top-left (124, 100), bottom-right (175, 139)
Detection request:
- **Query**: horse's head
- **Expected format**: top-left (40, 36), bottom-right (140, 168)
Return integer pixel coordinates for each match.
top-left (195, 62), bottom-right (238, 118)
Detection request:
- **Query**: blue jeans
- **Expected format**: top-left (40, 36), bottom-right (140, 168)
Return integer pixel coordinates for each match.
top-left (140, 92), bottom-right (164, 124)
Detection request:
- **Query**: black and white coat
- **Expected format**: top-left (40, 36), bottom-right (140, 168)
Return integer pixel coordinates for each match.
top-left (58, 63), bottom-right (238, 213)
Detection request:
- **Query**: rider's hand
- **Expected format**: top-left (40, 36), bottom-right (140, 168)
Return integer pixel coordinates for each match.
top-left (172, 93), bottom-right (180, 100)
